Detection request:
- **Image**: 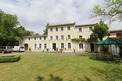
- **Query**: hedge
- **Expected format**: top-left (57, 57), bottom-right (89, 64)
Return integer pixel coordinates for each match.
top-left (0, 55), bottom-right (21, 63)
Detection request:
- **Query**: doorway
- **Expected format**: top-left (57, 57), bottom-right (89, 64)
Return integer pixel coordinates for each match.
top-left (52, 43), bottom-right (56, 51)
top-left (90, 43), bottom-right (94, 52)
top-left (24, 43), bottom-right (28, 50)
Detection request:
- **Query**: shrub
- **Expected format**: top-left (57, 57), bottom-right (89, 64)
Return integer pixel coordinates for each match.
top-left (0, 55), bottom-right (21, 63)
top-left (73, 49), bottom-right (75, 52)
top-left (56, 48), bottom-right (58, 52)
top-left (119, 45), bottom-right (122, 58)
top-left (59, 49), bottom-right (63, 53)
top-left (47, 48), bottom-right (49, 52)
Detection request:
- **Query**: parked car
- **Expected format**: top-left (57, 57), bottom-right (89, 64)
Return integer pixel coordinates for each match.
top-left (12, 46), bottom-right (25, 52)
top-left (0, 46), bottom-right (13, 53)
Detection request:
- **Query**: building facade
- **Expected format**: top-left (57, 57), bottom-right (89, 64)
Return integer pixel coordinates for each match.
top-left (22, 23), bottom-right (95, 52)
top-left (109, 30), bottom-right (122, 38)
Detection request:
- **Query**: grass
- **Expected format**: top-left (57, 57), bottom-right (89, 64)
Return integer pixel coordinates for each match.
top-left (0, 54), bottom-right (122, 81)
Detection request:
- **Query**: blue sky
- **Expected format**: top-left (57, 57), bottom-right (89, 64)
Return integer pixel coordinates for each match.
top-left (0, 0), bottom-right (121, 34)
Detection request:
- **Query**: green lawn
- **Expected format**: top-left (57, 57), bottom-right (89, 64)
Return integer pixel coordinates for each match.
top-left (0, 54), bottom-right (122, 81)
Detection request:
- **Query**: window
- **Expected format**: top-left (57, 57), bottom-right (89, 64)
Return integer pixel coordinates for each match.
top-left (44, 44), bottom-right (47, 49)
top-left (34, 44), bottom-right (37, 49)
top-left (61, 27), bottom-right (63, 31)
top-left (61, 35), bottom-right (64, 39)
top-left (89, 27), bottom-right (92, 31)
top-left (116, 33), bottom-right (122, 37)
top-left (50, 36), bottom-right (53, 40)
top-left (34, 37), bottom-right (36, 40)
top-left (79, 35), bottom-right (82, 39)
top-left (68, 35), bottom-right (71, 39)
top-left (44, 37), bottom-right (46, 40)
top-left (79, 28), bottom-right (82, 32)
top-left (56, 36), bottom-right (58, 40)
top-left (56, 28), bottom-right (58, 31)
top-left (40, 37), bottom-right (42, 40)
top-left (61, 43), bottom-right (64, 48)
top-left (90, 35), bottom-right (93, 40)
top-left (68, 43), bottom-right (71, 49)
top-left (39, 44), bottom-right (41, 49)
top-left (79, 44), bottom-right (83, 49)
top-left (67, 26), bottom-right (70, 30)
top-left (50, 28), bottom-right (53, 32)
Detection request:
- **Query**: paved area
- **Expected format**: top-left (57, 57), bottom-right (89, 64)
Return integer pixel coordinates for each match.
top-left (0, 51), bottom-right (94, 56)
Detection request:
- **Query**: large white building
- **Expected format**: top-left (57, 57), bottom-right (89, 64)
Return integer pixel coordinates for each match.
top-left (22, 23), bottom-right (95, 52)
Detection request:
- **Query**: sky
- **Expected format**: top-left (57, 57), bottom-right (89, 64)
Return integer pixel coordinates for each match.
top-left (0, 0), bottom-right (122, 34)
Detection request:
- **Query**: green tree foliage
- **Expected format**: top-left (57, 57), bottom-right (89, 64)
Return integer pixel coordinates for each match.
top-left (71, 38), bottom-right (86, 43)
top-left (43, 27), bottom-right (48, 35)
top-left (43, 23), bottom-right (49, 35)
top-left (0, 9), bottom-right (32, 46)
top-left (92, 20), bottom-right (109, 41)
top-left (93, 0), bottom-right (122, 22)
top-left (86, 36), bottom-right (98, 43)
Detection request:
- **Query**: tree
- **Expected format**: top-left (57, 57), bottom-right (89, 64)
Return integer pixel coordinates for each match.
top-left (0, 9), bottom-right (33, 46)
top-left (0, 9), bottom-right (19, 46)
top-left (43, 27), bottom-right (48, 35)
top-left (86, 34), bottom-right (98, 43)
top-left (71, 38), bottom-right (86, 43)
top-left (93, 0), bottom-right (122, 22)
top-left (43, 23), bottom-right (49, 35)
top-left (26, 31), bottom-right (34, 36)
top-left (92, 20), bottom-right (109, 41)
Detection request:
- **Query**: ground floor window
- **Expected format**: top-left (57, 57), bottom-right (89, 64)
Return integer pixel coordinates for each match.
top-left (68, 43), bottom-right (71, 49)
top-left (44, 44), bottom-right (47, 49)
top-left (52, 43), bottom-right (56, 51)
top-left (61, 43), bottom-right (64, 48)
top-left (34, 44), bottom-right (37, 49)
top-left (79, 44), bottom-right (83, 49)
top-left (39, 44), bottom-right (41, 49)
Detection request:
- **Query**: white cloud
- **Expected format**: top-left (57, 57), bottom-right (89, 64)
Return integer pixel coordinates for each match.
top-left (0, 0), bottom-right (121, 34)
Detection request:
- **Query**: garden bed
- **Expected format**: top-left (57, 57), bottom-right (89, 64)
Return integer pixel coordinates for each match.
top-left (0, 55), bottom-right (21, 63)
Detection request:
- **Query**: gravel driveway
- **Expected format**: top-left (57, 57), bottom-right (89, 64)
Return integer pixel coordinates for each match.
top-left (9, 51), bottom-right (93, 56)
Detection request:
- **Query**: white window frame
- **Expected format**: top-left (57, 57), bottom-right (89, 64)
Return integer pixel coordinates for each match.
top-left (68, 43), bottom-right (71, 49)
top-left (44, 43), bottom-right (47, 49)
top-left (40, 37), bottom-right (42, 40)
top-left (79, 43), bottom-right (83, 49)
top-left (34, 44), bottom-right (37, 49)
top-left (61, 43), bottom-right (64, 49)
top-left (50, 36), bottom-right (53, 40)
top-left (39, 44), bottom-right (42, 49)
top-left (68, 35), bottom-right (71, 39)
top-left (56, 28), bottom-right (58, 31)
top-left (79, 35), bottom-right (82, 39)
top-left (61, 35), bottom-right (64, 40)
top-left (50, 28), bottom-right (53, 32)
top-left (44, 37), bottom-right (46, 40)
top-left (67, 26), bottom-right (70, 30)
top-left (56, 36), bottom-right (58, 40)
top-left (89, 27), bottom-right (93, 31)
top-left (79, 27), bottom-right (82, 32)
top-left (61, 27), bottom-right (63, 31)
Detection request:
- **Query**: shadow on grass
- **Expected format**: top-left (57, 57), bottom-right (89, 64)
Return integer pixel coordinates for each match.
top-left (36, 74), bottom-right (92, 81)
top-left (89, 55), bottom-right (121, 64)
top-left (36, 76), bottom-right (44, 81)
top-left (90, 65), bottom-right (122, 81)
top-left (36, 74), bottom-right (63, 81)
top-left (78, 76), bottom-right (92, 81)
